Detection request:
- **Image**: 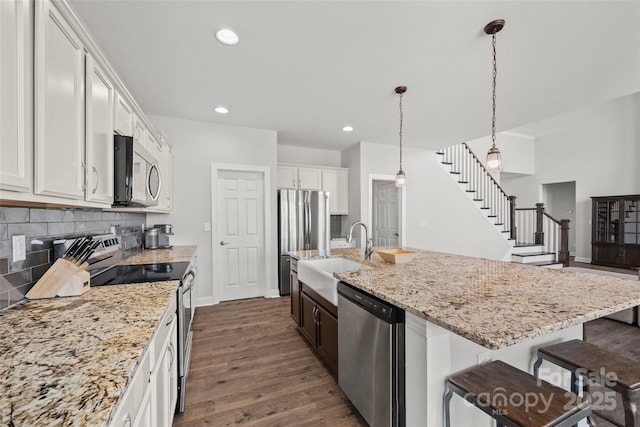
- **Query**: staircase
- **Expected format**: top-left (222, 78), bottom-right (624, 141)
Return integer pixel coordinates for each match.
top-left (437, 143), bottom-right (569, 268)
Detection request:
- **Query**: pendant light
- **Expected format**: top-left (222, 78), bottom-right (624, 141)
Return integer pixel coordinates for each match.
top-left (484, 19), bottom-right (505, 172)
top-left (395, 86), bottom-right (407, 187)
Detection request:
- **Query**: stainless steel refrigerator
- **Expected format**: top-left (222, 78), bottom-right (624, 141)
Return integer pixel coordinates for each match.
top-left (278, 189), bottom-right (330, 295)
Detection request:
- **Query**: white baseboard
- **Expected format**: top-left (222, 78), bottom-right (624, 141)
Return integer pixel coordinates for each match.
top-left (265, 289), bottom-right (281, 298)
top-left (196, 296), bottom-right (216, 307)
top-left (574, 256), bottom-right (591, 263)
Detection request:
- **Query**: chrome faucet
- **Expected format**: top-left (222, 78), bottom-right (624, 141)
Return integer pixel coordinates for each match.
top-left (346, 221), bottom-right (374, 261)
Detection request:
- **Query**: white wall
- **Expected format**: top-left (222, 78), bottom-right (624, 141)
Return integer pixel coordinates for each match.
top-left (501, 93), bottom-right (640, 262)
top-left (277, 144), bottom-right (342, 167)
top-left (467, 132), bottom-right (536, 176)
top-left (147, 115), bottom-right (278, 306)
top-left (343, 141), bottom-right (512, 261)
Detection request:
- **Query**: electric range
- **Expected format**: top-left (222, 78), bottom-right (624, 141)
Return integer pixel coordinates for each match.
top-left (90, 262), bottom-right (190, 286)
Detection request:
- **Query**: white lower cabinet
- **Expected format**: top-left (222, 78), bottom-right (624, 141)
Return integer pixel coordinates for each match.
top-left (108, 294), bottom-right (177, 427)
top-left (151, 313), bottom-right (178, 427)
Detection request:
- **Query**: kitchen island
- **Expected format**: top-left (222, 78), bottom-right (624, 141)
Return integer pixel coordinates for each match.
top-left (0, 246), bottom-right (196, 426)
top-left (292, 248), bottom-right (640, 426)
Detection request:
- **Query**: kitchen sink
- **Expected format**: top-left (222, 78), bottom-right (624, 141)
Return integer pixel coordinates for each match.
top-left (297, 257), bottom-right (363, 306)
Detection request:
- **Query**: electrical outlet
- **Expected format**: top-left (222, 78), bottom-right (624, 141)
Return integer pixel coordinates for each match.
top-left (12, 235), bottom-right (26, 262)
top-left (204, 222), bottom-right (211, 232)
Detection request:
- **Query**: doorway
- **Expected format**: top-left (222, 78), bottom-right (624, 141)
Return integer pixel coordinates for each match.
top-left (542, 181), bottom-right (576, 255)
top-left (212, 164), bottom-right (270, 302)
top-left (371, 178), bottom-right (403, 247)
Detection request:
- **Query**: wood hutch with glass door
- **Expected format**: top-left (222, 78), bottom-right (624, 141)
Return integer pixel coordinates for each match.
top-left (591, 195), bottom-right (640, 269)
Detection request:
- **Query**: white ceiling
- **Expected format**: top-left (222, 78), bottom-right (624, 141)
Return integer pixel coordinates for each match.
top-left (69, 0), bottom-right (640, 152)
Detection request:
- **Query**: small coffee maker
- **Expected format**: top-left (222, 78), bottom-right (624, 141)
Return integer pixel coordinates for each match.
top-left (144, 224), bottom-right (173, 249)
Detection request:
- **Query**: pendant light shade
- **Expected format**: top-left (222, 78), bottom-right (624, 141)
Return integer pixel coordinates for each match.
top-left (486, 146), bottom-right (502, 171)
top-left (484, 19), bottom-right (505, 172)
top-left (395, 86), bottom-right (407, 187)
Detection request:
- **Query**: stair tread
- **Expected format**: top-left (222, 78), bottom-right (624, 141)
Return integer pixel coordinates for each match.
top-left (441, 161), bottom-right (453, 165)
top-left (512, 251), bottom-right (556, 257)
top-left (514, 243), bottom-right (544, 248)
top-left (436, 151), bottom-right (445, 155)
top-left (473, 198), bottom-right (483, 201)
top-left (487, 215), bottom-right (497, 218)
top-left (465, 190), bottom-right (476, 193)
top-left (450, 171), bottom-right (461, 174)
top-left (458, 181), bottom-right (469, 184)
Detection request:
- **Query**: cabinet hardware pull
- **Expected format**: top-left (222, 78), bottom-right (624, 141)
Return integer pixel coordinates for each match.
top-left (220, 241), bottom-right (230, 246)
top-left (81, 162), bottom-right (87, 191)
top-left (168, 343), bottom-right (174, 368)
top-left (165, 314), bottom-right (174, 326)
top-left (92, 166), bottom-right (99, 194)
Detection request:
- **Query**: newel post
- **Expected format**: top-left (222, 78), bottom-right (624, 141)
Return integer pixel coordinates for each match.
top-left (559, 219), bottom-right (570, 267)
top-left (508, 195), bottom-right (517, 240)
top-left (534, 203), bottom-right (545, 245)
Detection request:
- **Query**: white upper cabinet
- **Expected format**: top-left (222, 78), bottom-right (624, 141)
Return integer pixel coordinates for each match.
top-left (297, 167), bottom-right (322, 190)
top-left (0, 0), bottom-right (33, 193)
top-left (133, 113), bottom-right (147, 149)
top-left (156, 135), bottom-right (173, 212)
top-left (85, 53), bottom-right (114, 205)
top-left (114, 91), bottom-right (133, 136)
top-left (322, 168), bottom-right (349, 215)
top-left (34, 0), bottom-right (86, 199)
top-left (277, 165), bottom-right (322, 190)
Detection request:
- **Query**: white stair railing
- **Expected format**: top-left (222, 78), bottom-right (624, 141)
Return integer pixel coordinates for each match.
top-left (439, 143), bottom-right (513, 236)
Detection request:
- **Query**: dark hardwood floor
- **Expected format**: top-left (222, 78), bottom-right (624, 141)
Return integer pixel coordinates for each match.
top-left (173, 297), bottom-right (365, 427)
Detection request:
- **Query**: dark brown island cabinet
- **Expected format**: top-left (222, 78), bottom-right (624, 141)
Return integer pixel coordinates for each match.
top-left (290, 258), bottom-right (339, 374)
top-left (592, 195), bottom-right (640, 269)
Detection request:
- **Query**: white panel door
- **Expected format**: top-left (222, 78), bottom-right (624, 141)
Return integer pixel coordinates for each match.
top-left (34, 0), bottom-right (85, 199)
top-left (0, 0), bottom-right (32, 193)
top-left (217, 170), bottom-right (264, 301)
top-left (85, 54), bottom-right (114, 204)
top-left (373, 181), bottom-right (400, 247)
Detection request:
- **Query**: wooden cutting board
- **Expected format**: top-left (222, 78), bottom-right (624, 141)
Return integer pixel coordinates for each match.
top-left (26, 258), bottom-right (88, 299)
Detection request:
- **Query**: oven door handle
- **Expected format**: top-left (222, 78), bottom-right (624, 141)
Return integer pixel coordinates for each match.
top-left (182, 270), bottom-right (196, 292)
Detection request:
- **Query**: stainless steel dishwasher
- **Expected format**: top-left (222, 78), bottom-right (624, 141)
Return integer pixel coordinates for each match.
top-left (338, 281), bottom-right (405, 427)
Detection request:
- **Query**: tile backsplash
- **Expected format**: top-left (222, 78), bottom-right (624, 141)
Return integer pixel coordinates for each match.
top-left (0, 207), bottom-right (146, 310)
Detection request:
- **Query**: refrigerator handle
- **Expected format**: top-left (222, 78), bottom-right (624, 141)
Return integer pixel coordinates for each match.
top-left (304, 196), bottom-right (311, 249)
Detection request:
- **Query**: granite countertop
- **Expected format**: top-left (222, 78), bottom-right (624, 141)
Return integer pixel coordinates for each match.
top-left (123, 245), bottom-right (197, 265)
top-left (291, 248), bottom-right (640, 350)
top-left (0, 245), bottom-right (197, 426)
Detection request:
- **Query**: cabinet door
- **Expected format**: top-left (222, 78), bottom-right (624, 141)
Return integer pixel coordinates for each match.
top-left (290, 272), bottom-right (300, 325)
top-left (277, 166), bottom-right (297, 189)
top-left (322, 169), bottom-right (349, 215)
top-left (299, 291), bottom-right (317, 345)
top-left (133, 386), bottom-right (152, 427)
top-left (0, 0), bottom-right (33, 193)
top-left (114, 91), bottom-right (133, 136)
top-left (298, 167), bottom-right (322, 190)
top-left (85, 54), bottom-right (114, 204)
top-left (133, 114), bottom-right (147, 149)
top-left (155, 137), bottom-right (173, 211)
top-left (168, 323), bottom-right (179, 418)
top-left (316, 304), bottom-right (338, 373)
top-left (34, 0), bottom-right (85, 199)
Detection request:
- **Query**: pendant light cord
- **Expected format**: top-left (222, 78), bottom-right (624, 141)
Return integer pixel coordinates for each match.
top-left (491, 32), bottom-right (497, 150)
top-left (399, 91), bottom-right (404, 171)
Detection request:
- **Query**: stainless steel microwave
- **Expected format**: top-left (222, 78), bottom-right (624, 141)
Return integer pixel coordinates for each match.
top-left (113, 135), bottom-right (161, 207)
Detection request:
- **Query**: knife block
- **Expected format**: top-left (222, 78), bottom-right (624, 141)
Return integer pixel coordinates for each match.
top-left (26, 258), bottom-right (90, 299)
top-left (57, 269), bottom-right (90, 297)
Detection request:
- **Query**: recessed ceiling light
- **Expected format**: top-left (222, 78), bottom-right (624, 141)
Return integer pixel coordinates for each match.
top-left (215, 29), bottom-right (239, 46)
top-left (342, 126), bottom-right (354, 132)
top-left (214, 106), bottom-right (229, 114)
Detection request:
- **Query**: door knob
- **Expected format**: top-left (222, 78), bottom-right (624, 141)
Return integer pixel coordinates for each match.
top-left (393, 233), bottom-right (399, 237)
top-left (220, 241), bottom-right (230, 246)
